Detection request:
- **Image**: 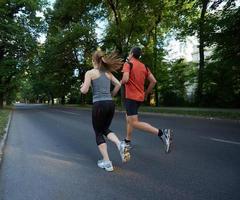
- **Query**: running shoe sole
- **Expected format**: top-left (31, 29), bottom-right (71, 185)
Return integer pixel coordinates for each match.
top-left (97, 164), bottom-right (114, 172)
top-left (122, 146), bottom-right (131, 162)
top-left (97, 161), bottom-right (114, 172)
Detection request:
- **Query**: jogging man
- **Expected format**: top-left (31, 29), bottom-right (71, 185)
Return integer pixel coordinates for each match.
top-left (121, 47), bottom-right (172, 153)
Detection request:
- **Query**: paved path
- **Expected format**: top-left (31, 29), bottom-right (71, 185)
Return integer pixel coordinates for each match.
top-left (0, 104), bottom-right (240, 200)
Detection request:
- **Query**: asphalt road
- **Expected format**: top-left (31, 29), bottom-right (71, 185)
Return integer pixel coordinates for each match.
top-left (0, 104), bottom-right (240, 200)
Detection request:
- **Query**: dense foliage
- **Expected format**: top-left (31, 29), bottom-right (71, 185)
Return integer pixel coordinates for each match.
top-left (1, 0), bottom-right (239, 108)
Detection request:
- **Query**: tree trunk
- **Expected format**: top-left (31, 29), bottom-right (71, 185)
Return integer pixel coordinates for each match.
top-left (6, 98), bottom-right (11, 106)
top-left (153, 26), bottom-right (159, 107)
top-left (61, 96), bottom-right (65, 105)
top-left (197, 0), bottom-right (209, 105)
top-left (51, 96), bottom-right (54, 105)
top-left (107, 0), bottom-right (123, 54)
top-left (0, 93), bottom-right (4, 109)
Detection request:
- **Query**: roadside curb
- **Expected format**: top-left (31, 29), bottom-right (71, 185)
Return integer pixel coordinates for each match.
top-left (125, 110), bottom-right (240, 123)
top-left (0, 111), bottom-right (13, 165)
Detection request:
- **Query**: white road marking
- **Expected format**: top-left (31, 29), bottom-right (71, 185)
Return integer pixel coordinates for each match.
top-left (53, 109), bottom-right (82, 116)
top-left (209, 137), bottom-right (240, 146)
top-left (53, 109), bottom-right (240, 147)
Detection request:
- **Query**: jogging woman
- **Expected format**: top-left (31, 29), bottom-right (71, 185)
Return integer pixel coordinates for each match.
top-left (80, 50), bottom-right (130, 172)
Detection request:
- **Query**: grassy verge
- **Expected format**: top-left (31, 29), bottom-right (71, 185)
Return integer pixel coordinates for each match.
top-left (137, 106), bottom-right (240, 120)
top-left (0, 109), bottom-right (10, 138)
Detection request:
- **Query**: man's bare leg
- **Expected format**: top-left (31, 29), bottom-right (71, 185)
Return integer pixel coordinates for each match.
top-left (126, 114), bottom-right (133, 141)
top-left (127, 115), bottom-right (158, 135)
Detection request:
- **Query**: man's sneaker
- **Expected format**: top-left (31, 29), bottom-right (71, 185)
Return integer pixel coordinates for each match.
top-left (159, 129), bottom-right (173, 153)
top-left (118, 141), bottom-right (131, 162)
top-left (123, 140), bottom-right (132, 150)
top-left (97, 160), bottom-right (114, 172)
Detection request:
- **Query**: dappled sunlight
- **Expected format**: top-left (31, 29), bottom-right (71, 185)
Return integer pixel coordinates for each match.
top-left (33, 150), bottom-right (91, 168)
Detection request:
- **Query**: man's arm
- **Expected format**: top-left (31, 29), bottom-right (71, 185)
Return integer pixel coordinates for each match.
top-left (121, 61), bottom-right (131, 84)
top-left (145, 73), bottom-right (157, 99)
top-left (121, 72), bottom-right (129, 84)
top-left (110, 73), bottom-right (121, 97)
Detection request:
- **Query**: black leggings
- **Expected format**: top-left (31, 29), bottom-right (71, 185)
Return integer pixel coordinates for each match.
top-left (92, 100), bottom-right (115, 145)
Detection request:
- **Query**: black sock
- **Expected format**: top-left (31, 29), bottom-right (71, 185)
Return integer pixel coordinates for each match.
top-left (124, 139), bottom-right (131, 143)
top-left (158, 129), bottom-right (163, 137)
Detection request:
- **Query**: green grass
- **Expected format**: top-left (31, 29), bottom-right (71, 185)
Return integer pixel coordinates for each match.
top-left (137, 106), bottom-right (240, 120)
top-left (0, 109), bottom-right (10, 138)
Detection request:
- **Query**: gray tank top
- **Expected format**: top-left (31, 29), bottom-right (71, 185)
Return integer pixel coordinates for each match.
top-left (92, 71), bottom-right (112, 103)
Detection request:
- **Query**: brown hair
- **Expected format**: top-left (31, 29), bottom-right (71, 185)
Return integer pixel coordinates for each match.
top-left (92, 50), bottom-right (123, 72)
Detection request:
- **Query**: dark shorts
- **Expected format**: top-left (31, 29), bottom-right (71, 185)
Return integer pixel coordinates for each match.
top-left (124, 98), bottom-right (142, 116)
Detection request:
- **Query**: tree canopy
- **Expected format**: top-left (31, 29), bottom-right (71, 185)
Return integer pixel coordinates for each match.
top-left (1, 0), bottom-right (239, 108)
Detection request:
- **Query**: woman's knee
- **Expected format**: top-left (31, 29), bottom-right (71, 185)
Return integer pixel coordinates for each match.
top-left (96, 135), bottom-right (106, 145)
top-left (103, 129), bottom-right (111, 137)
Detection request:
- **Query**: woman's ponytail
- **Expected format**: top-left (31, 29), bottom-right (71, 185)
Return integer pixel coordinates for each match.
top-left (92, 50), bottom-right (123, 72)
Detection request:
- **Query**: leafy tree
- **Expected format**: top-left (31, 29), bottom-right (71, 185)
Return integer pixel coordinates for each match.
top-left (174, 0), bottom-right (239, 106)
top-left (40, 0), bottom-right (100, 104)
top-left (0, 0), bottom-right (46, 108)
top-left (103, 0), bottom-right (183, 105)
top-left (202, 6), bottom-right (240, 107)
top-left (158, 59), bottom-right (197, 106)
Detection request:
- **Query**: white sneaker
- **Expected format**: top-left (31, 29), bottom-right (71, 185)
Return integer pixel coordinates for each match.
top-left (160, 129), bottom-right (173, 153)
top-left (118, 141), bottom-right (131, 162)
top-left (97, 160), bottom-right (114, 172)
